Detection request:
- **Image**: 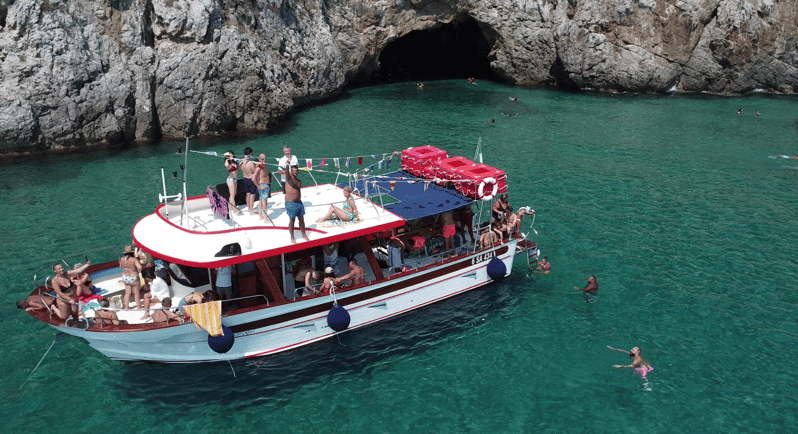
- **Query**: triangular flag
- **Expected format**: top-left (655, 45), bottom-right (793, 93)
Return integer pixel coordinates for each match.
top-left (424, 181), bottom-right (430, 191)
top-left (371, 155), bottom-right (378, 160)
top-left (334, 158), bottom-right (340, 168)
top-left (358, 156), bottom-right (363, 165)
top-left (390, 181), bottom-right (396, 191)
top-left (369, 164), bottom-right (375, 172)
top-left (183, 301), bottom-right (223, 336)
top-left (320, 158), bottom-right (326, 167)
top-left (306, 159), bottom-right (312, 169)
top-left (386, 156), bottom-right (392, 169)
top-left (346, 157), bottom-right (351, 168)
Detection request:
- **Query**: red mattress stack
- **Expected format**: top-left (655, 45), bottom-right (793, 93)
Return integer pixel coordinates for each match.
top-left (401, 146), bottom-right (448, 178)
top-left (432, 156), bottom-right (476, 187)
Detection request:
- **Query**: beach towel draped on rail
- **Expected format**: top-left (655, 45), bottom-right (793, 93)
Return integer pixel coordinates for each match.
top-left (183, 301), bottom-right (223, 336)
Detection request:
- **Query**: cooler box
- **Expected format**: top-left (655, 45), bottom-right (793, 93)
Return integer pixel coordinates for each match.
top-left (433, 156), bottom-right (475, 188)
top-left (460, 164), bottom-right (508, 199)
top-left (401, 146), bottom-right (448, 178)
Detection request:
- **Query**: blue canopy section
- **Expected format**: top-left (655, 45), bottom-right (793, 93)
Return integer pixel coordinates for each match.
top-left (343, 171), bottom-right (473, 221)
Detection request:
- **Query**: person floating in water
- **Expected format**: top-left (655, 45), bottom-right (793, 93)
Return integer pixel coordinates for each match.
top-left (777, 154), bottom-right (798, 160)
top-left (737, 108), bottom-right (743, 115)
top-left (574, 275), bottom-right (598, 300)
top-left (608, 346), bottom-right (654, 378)
top-left (417, 82), bottom-right (424, 89)
top-left (755, 110), bottom-right (761, 117)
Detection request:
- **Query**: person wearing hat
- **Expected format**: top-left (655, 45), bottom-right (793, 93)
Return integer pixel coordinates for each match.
top-left (223, 150), bottom-right (241, 215)
top-left (120, 245), bottom-right (143, 310)
top-left (318, 266), bottom-right (337, 295)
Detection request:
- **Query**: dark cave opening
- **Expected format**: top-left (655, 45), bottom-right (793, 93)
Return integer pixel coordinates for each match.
top-left (354, 14), bottom-right (501, 85)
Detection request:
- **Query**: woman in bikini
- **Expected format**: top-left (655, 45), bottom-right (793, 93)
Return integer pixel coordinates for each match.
top-left (51, 261), bottom-right (91, 324)
top-left (223, 151), bottom-right (241, 215)
top-left (120, 245), bottom-right (143, 310)
top-left (317, 186), bottom-right (359, 222)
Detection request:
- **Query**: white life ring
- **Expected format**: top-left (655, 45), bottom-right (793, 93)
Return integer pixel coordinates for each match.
top-left (477, 177), bottom-right (498, 201)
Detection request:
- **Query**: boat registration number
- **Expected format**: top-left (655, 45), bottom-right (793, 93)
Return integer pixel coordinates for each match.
top-left (471, 251), bottom-right (495, 265)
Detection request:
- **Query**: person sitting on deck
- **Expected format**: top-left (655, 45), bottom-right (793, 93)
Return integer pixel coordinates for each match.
top-left (480, 228), bottom-right (499, 250)
top-left (51, 261), bottom-right (91, 324)
top-left (317, 186), bottom-right (359, 223)
top-left (141, 267), bottom-right (172, 320)
top-left (95, 299), bottom-right (127, 326)
top-left (318, 267), bottom-right (337, 294)
top-left (295, 264), bottom-right (323, 297)
top-left (152, 298), bottom-right (184, 324)
top-left (335, 258), bottom-right (366, 288)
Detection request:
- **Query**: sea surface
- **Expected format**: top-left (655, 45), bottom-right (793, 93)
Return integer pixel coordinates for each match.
top-left (1, 80), bottom-right (796, 433)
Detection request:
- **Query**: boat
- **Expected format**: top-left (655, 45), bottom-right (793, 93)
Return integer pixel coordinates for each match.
top-left (22, 143), bottom-right (540, 363)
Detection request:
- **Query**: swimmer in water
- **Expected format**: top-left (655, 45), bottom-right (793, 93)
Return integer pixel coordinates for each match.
top-left (737, 108), bottom-right (743, 115)
top-left (777, 154), bottom-right (798, 160)
top-left (608, 346), bottom-right (654, 378)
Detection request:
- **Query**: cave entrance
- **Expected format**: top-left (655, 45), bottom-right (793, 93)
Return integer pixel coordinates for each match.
top-left (361, 14), bottom-right (500, 84)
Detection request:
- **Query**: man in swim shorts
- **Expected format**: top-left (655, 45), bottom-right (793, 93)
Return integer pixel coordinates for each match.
top-left (609, 346), bottom-right (654, 378)
top-left (437, 211), bottom-right (456, 256)
top-left (241, 147), bottom-right (258, 213)
top-left (253, 154), bottom-right (273, 224)
top-left (574, 275), bottom-right (598, 300)
top-left (284, 165), bottom-right (309, 243)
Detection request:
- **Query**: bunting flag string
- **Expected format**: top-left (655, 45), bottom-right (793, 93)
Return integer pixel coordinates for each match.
top-left (334, 158), bottom-right (340, 168)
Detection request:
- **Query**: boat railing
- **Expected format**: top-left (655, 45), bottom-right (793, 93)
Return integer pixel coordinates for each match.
top-left (32, 245), bottom-right (127, 288)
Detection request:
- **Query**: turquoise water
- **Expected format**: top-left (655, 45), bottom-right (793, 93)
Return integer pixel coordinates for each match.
top-left (1, 81), bottom-right (797, 433)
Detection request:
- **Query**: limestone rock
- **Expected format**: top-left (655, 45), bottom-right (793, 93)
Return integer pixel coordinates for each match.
top-left (0, 0), bottom-right (796, 154)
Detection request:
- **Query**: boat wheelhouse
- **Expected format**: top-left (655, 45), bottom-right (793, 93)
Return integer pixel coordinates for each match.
top-left (23, 145), bottom-right (540, 363)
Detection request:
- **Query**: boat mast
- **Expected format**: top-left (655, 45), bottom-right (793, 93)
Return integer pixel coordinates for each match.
top-left (180, 137), bottom-right (190, 228)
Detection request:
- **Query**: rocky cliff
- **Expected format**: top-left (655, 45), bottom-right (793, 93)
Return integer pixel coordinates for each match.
top-left (0, 0), bottom-right (796, 153)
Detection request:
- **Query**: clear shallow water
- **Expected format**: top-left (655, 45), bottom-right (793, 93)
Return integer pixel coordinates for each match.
top-left (1, 81), bottom-right (797, 433)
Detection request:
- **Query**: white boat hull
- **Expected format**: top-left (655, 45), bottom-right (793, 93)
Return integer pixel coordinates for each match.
top-left (55, 242), bottom-right (518, 363)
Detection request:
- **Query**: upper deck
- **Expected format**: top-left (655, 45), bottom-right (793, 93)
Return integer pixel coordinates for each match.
top-left (132, 183), bottom-right (405, 268)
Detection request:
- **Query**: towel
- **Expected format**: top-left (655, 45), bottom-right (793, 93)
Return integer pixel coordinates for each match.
top-left (183, 301), bottom-right (223, 336)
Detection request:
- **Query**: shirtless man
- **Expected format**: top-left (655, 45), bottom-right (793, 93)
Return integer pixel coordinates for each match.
top-left (17, 292), bottom-right (56, 312)
top-left (609, 346), bottom-right (654, 378)
top-left (240, 147), bottom-right (258, 213)
top-left (335, 258), bottom-right (366, 287)
top-left (480, 229), bottom-right (498, 249)
top-left (284, 165), bottom-right (309, 243)
top-left (436, 211), bottom-right (456, 255)
top-left (95, 299), bottom-right (126, 326)
top-left (152, 298), bottom-right (184, 324)
top-left (388, 228), bottom-right (406, 270)
top-left (253, 153), bottom-right (273, 224)
top-left (574, 275), bottom-right (598, 300)
top-left (51, 261), bottom-right (91, 324)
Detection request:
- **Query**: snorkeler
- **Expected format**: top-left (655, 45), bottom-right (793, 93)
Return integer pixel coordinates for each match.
top-left (608, 346), bottom-right (654, 378)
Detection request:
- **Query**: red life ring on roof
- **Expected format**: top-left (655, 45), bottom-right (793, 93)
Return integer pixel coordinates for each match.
top-left (477, 177), bottom-right (498, 201)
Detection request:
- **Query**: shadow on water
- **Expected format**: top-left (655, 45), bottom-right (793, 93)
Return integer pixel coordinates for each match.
top-left (117, 277), bottom-right (523, 409)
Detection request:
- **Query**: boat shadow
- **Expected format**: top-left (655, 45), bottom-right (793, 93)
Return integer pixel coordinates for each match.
top-left (118, 278), bottom-right (524, 409)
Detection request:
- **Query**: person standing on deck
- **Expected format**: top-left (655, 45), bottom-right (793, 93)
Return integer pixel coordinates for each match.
top-left (284, 165), bottom-right (309, 243)
top-left (253, 154), bottom-right (273, 224)
top-left (240, 147), bottom-right (258, 213)
top-left (277, 146), bottom-right (298, 188)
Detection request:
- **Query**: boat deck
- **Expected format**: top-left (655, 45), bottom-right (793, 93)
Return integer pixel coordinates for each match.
top-left (133, 183), bottom-right (405, 267)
